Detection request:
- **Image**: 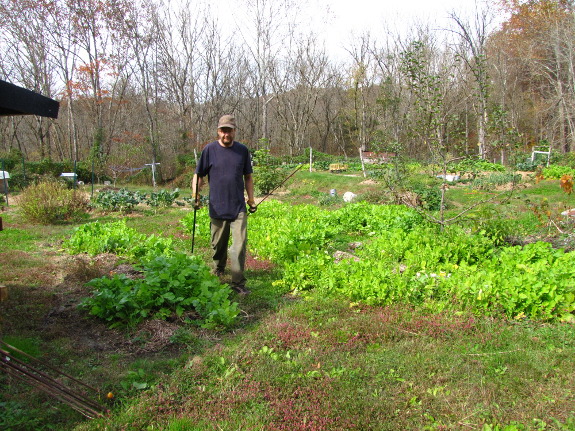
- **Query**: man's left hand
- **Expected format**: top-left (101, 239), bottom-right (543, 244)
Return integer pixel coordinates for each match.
top-left (247, 199), bottom-right (257, 213)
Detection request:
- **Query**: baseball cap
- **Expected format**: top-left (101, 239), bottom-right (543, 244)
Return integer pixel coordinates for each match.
top-left (217, 114), bottom-right (237, 129)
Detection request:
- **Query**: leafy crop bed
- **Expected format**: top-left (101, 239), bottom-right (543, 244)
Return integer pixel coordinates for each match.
top-left (247, 201), bottom-right (575, 322)
top-left (64, 219), bottom-right (238, 328)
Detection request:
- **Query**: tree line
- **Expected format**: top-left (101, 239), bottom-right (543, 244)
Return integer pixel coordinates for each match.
top-left (1, 0), bottom-right (574, 181)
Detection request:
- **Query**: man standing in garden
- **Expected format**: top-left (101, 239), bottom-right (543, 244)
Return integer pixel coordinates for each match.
top-left (192, 114), bottom-right (256, 295)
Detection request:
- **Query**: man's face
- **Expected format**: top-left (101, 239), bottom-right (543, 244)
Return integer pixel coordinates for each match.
top-left (218, 127), bottom-right (235, 146)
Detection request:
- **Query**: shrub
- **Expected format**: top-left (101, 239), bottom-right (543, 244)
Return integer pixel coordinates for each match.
top-left (253, 150), bottom-right (287, 195)
top-left (312, 160), bottom-right (331, 171)
top-left (465, 205), bottom-right (515, 246)
top-left (317, 192), bottom-right (342, 206)
top-left (255, 166), bottom-right (285, 195)
top-left (18, 181), bottom-right (89, 224)
top-left (6, 171), bottom-right (33, 191)
top-left (359, 189), bottom-right (393, 204)
top-left (409, 182), bottom-right (442, 210)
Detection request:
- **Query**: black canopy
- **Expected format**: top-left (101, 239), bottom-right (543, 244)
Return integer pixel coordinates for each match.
top-left (0, 79), bottom-right (59, 118)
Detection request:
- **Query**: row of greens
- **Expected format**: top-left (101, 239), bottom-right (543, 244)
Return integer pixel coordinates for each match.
top-left (91, 188), bottom-right (185, 212)
top-left (64, 219), bottom-right (238, 328)
top-left (241, 201), bottom-right (575, 322)
top-left (66, 198), bottom-right (574, 330)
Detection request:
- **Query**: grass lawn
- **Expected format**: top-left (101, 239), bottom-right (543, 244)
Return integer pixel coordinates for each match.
top-left (1, 172), bottom-right (575, 430)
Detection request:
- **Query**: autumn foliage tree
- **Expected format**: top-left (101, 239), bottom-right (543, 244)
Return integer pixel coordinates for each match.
top-left (490, 0), bottom-right (575, 153)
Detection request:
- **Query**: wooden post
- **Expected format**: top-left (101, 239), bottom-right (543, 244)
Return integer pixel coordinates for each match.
top-left (359, 147), bottom-right (367, 178)
top-left (0, 285), bottom-right (8, 302)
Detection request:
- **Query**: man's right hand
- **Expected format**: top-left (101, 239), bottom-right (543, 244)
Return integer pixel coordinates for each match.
top-left (191, 193), bottom-right (201, 209)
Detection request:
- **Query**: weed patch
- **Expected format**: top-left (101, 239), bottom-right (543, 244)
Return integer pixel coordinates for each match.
top-left (18, 181), bottom-right (90, 224)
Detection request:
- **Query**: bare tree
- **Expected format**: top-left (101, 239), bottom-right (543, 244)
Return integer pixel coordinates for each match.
top-left (269, 34), bottom-right (331, 155)
top-left (449, 4), bottom-right (494, 159)
top-left (0, 0), bottom-right (60, 158)
top-left (235, 0), bottom-right (299, 144)
top-left (155, 1), bottom-right (206, 157)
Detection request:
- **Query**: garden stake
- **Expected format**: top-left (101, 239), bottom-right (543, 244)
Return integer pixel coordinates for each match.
top-left (253, 163), bottom-right (303, 211)
top-left (191, 177), bottom-right (199, 253)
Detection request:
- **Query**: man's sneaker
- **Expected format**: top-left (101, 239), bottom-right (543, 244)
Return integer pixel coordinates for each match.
top-left (214, 269), bottom-right (225, 278)
top-left (231, 284), bottom-right (251, 295)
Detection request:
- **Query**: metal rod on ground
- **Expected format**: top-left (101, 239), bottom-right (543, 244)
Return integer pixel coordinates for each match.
top-left (1, 345), bottom-right (102, 405)
top-left (254, 163), bottom-right (303, 209)
top-left (1, 340), bottom-right (100, 393)
top-left (1, 359), bottom-right (103, 419)
top-left (0, 346), bottom-right (107, 418)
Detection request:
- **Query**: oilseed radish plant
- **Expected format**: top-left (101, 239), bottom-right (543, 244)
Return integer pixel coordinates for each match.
top-left (64, 219), bottom-right (239, 328)
top-left (82, 252), bottom-right (238, 329)
top-left (248, 201), bottom-right (575, 322)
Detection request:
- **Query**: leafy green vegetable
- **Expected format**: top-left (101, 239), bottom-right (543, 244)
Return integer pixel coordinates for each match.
top-left (248, 201), bottom-right (575, 322)
top-left (82, 253), bottom-right (239, 328)
top-left (63, 219), bottom-right (173, 261)
top-left (65, 219), bottom-right (238, 328)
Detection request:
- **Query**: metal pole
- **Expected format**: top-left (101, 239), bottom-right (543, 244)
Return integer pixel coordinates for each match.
top-left (91, 158), bottom-right (94, 198)
top-left (191, 176), bottom-right (199, 254)
top-left (145, 162), bottom-right (160, 187)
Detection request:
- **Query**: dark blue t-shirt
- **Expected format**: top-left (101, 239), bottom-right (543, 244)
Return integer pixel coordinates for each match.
top-left (195, 141), bottom-right (253, 220)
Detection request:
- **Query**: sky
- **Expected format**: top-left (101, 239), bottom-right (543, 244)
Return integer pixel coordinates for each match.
top-left (312, 0), bottom-right (494, 56)
top-left (213, 0), bottom-right (499, 60)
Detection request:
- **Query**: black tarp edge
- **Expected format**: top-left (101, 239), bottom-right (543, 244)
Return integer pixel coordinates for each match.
top-left (0, 79), bottom-right (59, 118)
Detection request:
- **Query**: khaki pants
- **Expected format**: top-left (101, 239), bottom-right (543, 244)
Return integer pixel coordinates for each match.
top-left (210, 211), bottom-right (247, 287)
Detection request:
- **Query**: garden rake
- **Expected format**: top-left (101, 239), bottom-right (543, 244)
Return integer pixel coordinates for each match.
top-left (250, 163), bottom-right (303, 212)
